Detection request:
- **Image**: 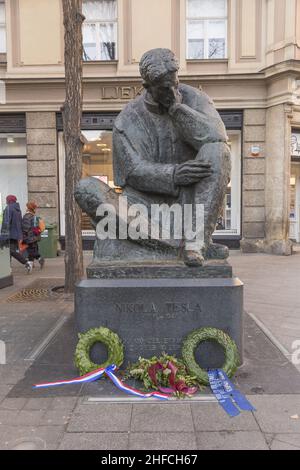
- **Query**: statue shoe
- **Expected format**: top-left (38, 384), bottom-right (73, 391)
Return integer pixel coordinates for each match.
top-left (205, 243), bottom-right (229, 260)
top-left (183, 250), bottom-right (205, 267)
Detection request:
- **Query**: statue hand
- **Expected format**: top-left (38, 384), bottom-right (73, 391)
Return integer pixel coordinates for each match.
top-left (158, 88), bottom-right (182, 111)
top-left (174, 161), bottom-right (212, 186)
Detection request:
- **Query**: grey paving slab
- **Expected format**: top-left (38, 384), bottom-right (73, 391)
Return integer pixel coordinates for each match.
top-left (268, 333), bottom-right (300, 353)
top-left (249, 311), bottom-right (300, 324)
top-left (0, 312), bottom-right (68, 364)
top-left (0, 425), bottom-right (65, 450)
top-left (234, 316), bottom-right (300, 395)
top-left (191, 403), bottom-right (259, 431)
top-left (67, 404), bottom-right (132, 432)
top-left (196, 431), bottom-right (269, 450)
top-left (59, 433), bottom-right (129, 450)
top-left (252, 395), bottom-right (300, 433)
top-left (131, 404), bottom-right (193, 433)
top-left (129, 432), bottom-right (197, 450)
top-left (0, 365), bottom-right (26, 385)
top-left (267, 433), bottom-right (300, 450)
top-left (14, 409), bottom-right (45, 426)
top-left (8, 364), bottom-right (83, 398)
top-left (0, 409), bottom-right (45, 426)
top-left (24, 397), bottom-right (54, 410)
top-left (230, 250), bottom-right (300, 357)
top-left (51, 397), bottom-right (79, 410)
top-left (35, 318), bottom-right (78, 367)
top-left (0, 397), bottom-right (27, 410)
top-left (0, 409), bottom-right (19, 425)
top-left (0, 384), bottom-right (13, 398)
top-left (42, 410), bottom-right (72, 426)
top-left (0, 398), bottom-right (27, 410)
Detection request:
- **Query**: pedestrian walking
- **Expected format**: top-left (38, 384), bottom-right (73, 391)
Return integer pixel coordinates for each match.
top-left (0, 195), bottom-right (33, 273)
top-left (22, 201), bottom-right (45, 270)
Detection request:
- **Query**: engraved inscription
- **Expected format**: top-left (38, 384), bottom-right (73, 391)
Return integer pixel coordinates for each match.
top-left (165, 303), bottom-right (202, 314)
top-left (115, 303), bottom-right (158, 314)
top-left (127, 337), bottom-right (178, 354)
top-left (114, 302), bottom-right (201, 317)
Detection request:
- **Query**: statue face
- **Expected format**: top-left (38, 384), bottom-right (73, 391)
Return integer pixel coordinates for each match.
top-left (147, 71), bottom-right (180, 109)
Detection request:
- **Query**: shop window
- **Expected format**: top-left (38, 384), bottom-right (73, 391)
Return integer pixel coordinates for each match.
top-left (0, 1), bottom-right (6, 54)
top-left (82, 0), bottom-right (117, 61)
top-left (290, 132), bottom-right (300, 242)
top-left (291, 132), bottom-right (300, 160)
top-left (289, 172), bottom-right (300, 243)
top-left (58, 129), bottom-right (114, 236)
top-left (0, 134), bottom-right (28, 215)
top-left (290, 176), bottom-right (296, 221)
top-left (82, 130), bottom-right (114, 231)
top-left (213, 131), bottom-right (241, 237)
top-left (186, 0), bottom-right (227, 60)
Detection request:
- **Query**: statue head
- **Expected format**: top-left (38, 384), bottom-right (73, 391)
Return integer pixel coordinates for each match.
top-left (140, 48), bottom-right (179, 86)
top-left (139, 48), bottom-right (180, 108)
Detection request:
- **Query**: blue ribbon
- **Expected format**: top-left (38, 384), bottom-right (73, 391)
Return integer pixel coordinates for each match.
top-left (218, 370), bottom-right (256, 412)
top-left (208, 369), bottom-right (256, 417)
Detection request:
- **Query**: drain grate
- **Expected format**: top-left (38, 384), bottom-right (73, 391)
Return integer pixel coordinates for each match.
top-left (6, 287), bottom-right (52, 303)
top-left (4, 278), bottom-right (71, 303)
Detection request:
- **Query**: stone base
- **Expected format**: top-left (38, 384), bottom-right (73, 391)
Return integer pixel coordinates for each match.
top-left (240, 238), bottom-right (294, 256)
top-left (87, 260), bottom-right (232, 279)
top-left (75, 276), bottom-right (243, 369)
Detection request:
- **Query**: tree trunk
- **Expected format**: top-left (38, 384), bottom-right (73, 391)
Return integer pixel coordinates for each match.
top-left (62, 0), bottom-right (84, 293)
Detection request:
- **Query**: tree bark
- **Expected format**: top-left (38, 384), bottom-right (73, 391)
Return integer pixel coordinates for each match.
top-left (62, 0), bottom-right (84, 293)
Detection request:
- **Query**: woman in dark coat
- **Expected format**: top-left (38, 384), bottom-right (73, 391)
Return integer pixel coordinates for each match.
top-left (22, 201), bottom-right (45, 269)
top-left (1, 195), bottom-right (33, 273)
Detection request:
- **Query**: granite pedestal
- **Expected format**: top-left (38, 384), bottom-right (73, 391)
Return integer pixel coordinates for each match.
top-left (75, 261), bottom-right (243, 369)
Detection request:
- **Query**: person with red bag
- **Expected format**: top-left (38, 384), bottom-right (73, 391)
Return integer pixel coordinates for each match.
top-left (22, 201), bottom-right (45, 270)
top-left (0, 195), bottom-right (33, 273)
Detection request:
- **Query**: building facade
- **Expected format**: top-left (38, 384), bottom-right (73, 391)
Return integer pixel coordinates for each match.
top-left (0, 0), bottom-right (300, 253)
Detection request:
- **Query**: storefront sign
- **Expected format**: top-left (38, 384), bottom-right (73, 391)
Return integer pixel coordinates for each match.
top-left (100, 86), bottom-right (144, 100)
top-left (100, 84), bottom-right (204, 101)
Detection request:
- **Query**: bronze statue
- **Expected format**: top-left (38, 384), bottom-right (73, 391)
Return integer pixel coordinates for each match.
top-left (75, 48), bottom-right (231, 266)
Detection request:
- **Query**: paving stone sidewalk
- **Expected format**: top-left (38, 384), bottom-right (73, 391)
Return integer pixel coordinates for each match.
top-left (0, 250), bottom-right (299, 451)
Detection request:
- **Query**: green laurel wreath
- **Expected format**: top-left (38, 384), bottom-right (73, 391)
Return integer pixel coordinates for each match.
top-left (74, 327), bottom-right (124, 376)
top-left (181, 327), bottom-right (240, 386)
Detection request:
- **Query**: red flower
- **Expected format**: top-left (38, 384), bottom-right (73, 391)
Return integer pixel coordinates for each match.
top-left (147, 361), bottom-right (197, 396)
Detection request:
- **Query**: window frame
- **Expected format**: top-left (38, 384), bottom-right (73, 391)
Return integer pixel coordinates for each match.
top-left (186, 0), bottom-right (228, 61)
top-left (0, 133), bottom-right (27, 158)
top-left (57, 112), bottom-right (118, 238)
top-left (0, 0), bottom-right (6, 54)
top-left (82, 0), bottom-right (118, 62)
top-left (213, 130), bottom-right (242, 238)
top-left (0, 132), bottom-right (28, 216)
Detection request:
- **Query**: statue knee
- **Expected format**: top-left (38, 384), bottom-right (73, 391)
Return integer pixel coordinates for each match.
top-left (75, 177), bottom-right (110, 215)
top-left (197, 142), bottom-right (230, 173)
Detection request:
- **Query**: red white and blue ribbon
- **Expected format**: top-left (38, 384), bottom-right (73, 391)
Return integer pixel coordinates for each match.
top-left (33, 364), bottom-right (170, 401)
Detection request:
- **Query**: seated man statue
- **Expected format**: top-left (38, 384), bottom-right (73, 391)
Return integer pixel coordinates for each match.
top-left (75, 48), bottom-right (231, 267)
